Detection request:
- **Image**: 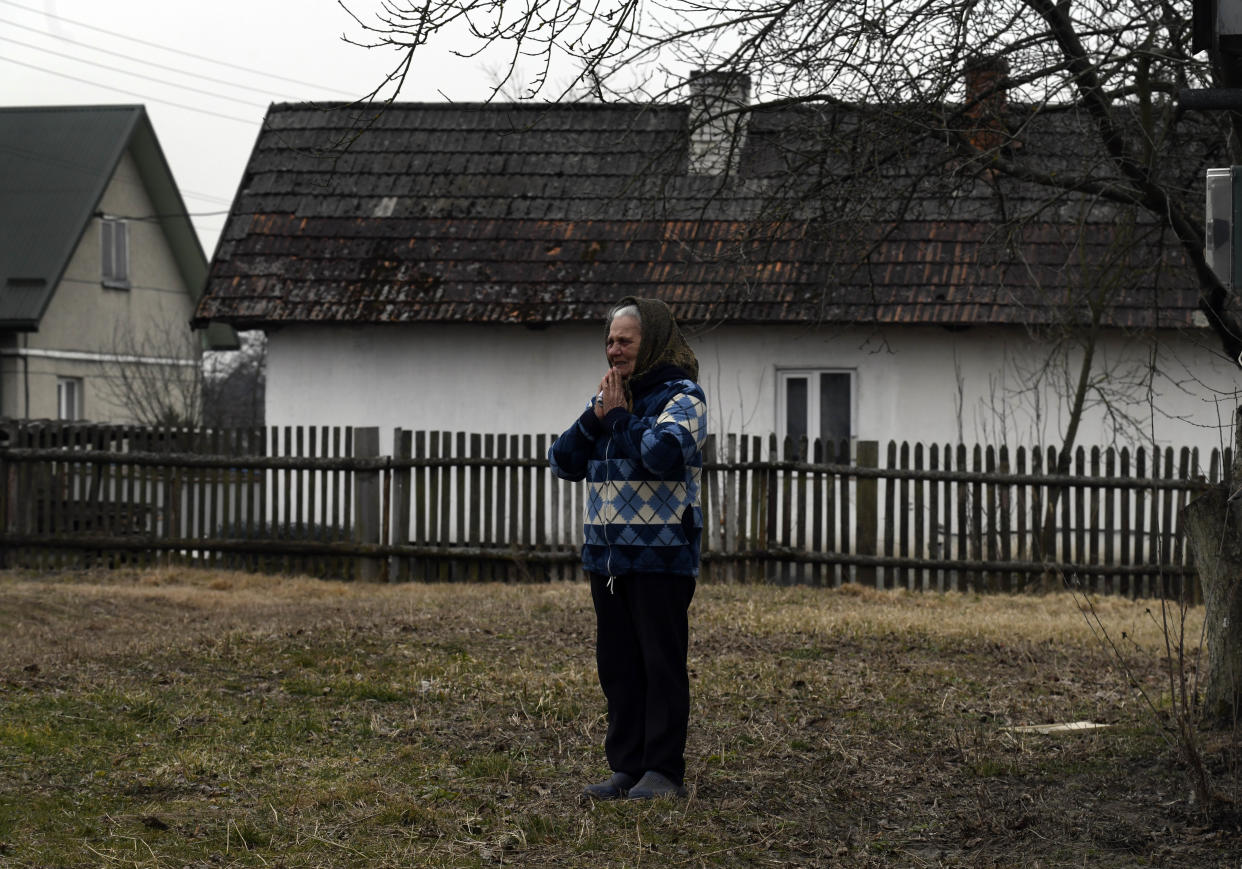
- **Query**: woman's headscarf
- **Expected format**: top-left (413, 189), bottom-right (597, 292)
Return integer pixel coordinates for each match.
top-left (607, 296), bottom-right (699, 394)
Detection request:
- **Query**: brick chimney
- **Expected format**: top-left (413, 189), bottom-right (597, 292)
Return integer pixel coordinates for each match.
top-left (688, 70), bottom-right (751, 176)
top-left (963, 55), bottom-right (1009, 152)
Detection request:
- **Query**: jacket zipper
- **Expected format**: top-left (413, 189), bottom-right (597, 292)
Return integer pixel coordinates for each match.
top-left (604, 431), bottom-right (616, 591)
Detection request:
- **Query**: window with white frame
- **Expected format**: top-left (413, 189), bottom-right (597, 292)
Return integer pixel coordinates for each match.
top-left (57, 377), bottom-right (82, 421)
top-left (101, 217), bottom-right (130, 288)
top-left (777, 369), bottom-right (853, 456)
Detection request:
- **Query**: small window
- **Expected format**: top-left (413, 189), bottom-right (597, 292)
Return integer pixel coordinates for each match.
top-left (101, 218), bottom-right (130, 288)
top-left (57, 377), bottom-right (82, 421)
top-left (777, 369), bottom-right (853, 456)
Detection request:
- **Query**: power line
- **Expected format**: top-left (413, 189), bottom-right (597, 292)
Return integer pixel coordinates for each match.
top-left (0, 34), bottom-right (271, 109)
top-left (0, 56), bottom-right (258, 125)
top-left (181, 190), bottom-right (235, 205)
top-left (0, 14), bottom-right (306, 102)
top-left (0, 142), bottom-right (234, 208)
top-left (0, 0), bottom-right (359, 98)
top-left (59, 277), bottom-right (203, 297)
top-left (0, 141), bottom-right (105, 175)
top-left (101, 210), bottom-right (233, 221)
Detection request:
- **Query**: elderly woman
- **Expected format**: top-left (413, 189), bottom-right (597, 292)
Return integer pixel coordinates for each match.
top-left (548, 296), bottom-right (708, 801)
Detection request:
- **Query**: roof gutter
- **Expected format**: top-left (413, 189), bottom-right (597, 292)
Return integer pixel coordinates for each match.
top-left (0, 347), bottom-right (199, 367)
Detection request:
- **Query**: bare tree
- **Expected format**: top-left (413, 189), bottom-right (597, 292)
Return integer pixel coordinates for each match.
top-left (341, 0), bottom-right (1239, 348)
top-left (1183, 410), bottom-right (1242, 728)
top-left (97, 318), bottom-right (204, 428)
top-left (343, 1), bottom-right (1242, 744)
top-left (204, 331), bottom-right (266, 429)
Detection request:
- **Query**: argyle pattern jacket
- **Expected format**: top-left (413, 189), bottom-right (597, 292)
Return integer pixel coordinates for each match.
top-left (548, 376), bottom-right (708, 577)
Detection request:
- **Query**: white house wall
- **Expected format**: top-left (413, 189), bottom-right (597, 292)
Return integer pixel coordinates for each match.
top-left (266, 323), bottom-right (1240, 463)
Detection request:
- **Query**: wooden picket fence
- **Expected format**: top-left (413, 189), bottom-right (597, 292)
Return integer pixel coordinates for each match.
top-left (0, 420), bottom-right (1225, 597)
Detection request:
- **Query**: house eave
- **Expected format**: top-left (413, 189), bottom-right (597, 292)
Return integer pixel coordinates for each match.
top-left (190, 312), bottom-right (1201, 332)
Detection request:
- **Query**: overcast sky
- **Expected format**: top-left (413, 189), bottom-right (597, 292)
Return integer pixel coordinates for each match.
top-left (0, 0), bottom-right (502, 253)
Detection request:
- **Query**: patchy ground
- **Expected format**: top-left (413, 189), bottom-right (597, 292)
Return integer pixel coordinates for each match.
top-left (0, 567), bottom-right (1238, 867)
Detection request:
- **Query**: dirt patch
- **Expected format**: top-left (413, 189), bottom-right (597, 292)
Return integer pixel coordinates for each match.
top-left (0, 568), bottom-right (1238, 867)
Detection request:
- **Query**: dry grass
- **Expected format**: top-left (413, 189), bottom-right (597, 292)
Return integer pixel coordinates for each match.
top-left (0, 567), bottom-right (1235, 868)
top-left (703, 580), bottom-right (1194, 645)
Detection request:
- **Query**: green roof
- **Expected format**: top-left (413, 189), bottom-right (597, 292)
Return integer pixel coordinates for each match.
top-left (0, 105), bottom-right (236, 349)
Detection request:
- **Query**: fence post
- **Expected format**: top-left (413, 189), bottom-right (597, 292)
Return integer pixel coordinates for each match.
top-left (856, 440), bottom-right (879, 587)
top-left (724, 433), bottom-right (738, 583)
top-left (0, 420), bottom-right (11, 568)
top-left (353, 427), bottom-right (382, 581)
top-left (701, 433), bottom-right (716, 582)
top-left (394, 429), bottom-right (412, 582)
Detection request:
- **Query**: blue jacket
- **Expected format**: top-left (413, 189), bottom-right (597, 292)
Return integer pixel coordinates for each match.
top-left (548, 368), bottom-right (708, 577)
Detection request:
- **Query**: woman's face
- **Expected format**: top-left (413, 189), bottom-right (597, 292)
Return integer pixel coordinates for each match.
top-left (606, 315), bottom-right (641, 377)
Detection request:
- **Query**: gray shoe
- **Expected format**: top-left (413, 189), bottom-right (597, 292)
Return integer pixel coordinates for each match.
top-left (626, 770), bottom-right (687, 800)
top-left (582, 771), bottom-right (636, 800)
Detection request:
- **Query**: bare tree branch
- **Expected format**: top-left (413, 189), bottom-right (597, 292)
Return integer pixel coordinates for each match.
top-left (97, 318), bottom-right (204, 427)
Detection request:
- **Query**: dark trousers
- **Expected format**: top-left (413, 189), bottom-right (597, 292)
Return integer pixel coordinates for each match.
top-left (589, 571), bottom-right (696, 786)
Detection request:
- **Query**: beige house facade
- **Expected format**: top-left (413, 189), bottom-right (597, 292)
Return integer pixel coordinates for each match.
top-left (0, 105), bottom-right (235, 425)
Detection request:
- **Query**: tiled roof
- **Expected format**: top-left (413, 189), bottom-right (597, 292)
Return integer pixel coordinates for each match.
top-left (196, 101), bottom-right (1207, 330)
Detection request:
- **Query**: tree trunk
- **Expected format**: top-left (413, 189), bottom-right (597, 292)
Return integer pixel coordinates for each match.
top-left (1182, 408), bottom-right (1242, 728)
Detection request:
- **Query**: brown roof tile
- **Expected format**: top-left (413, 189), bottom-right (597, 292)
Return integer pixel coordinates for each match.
top-left (197, 102), bottom-right (1205, 331)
